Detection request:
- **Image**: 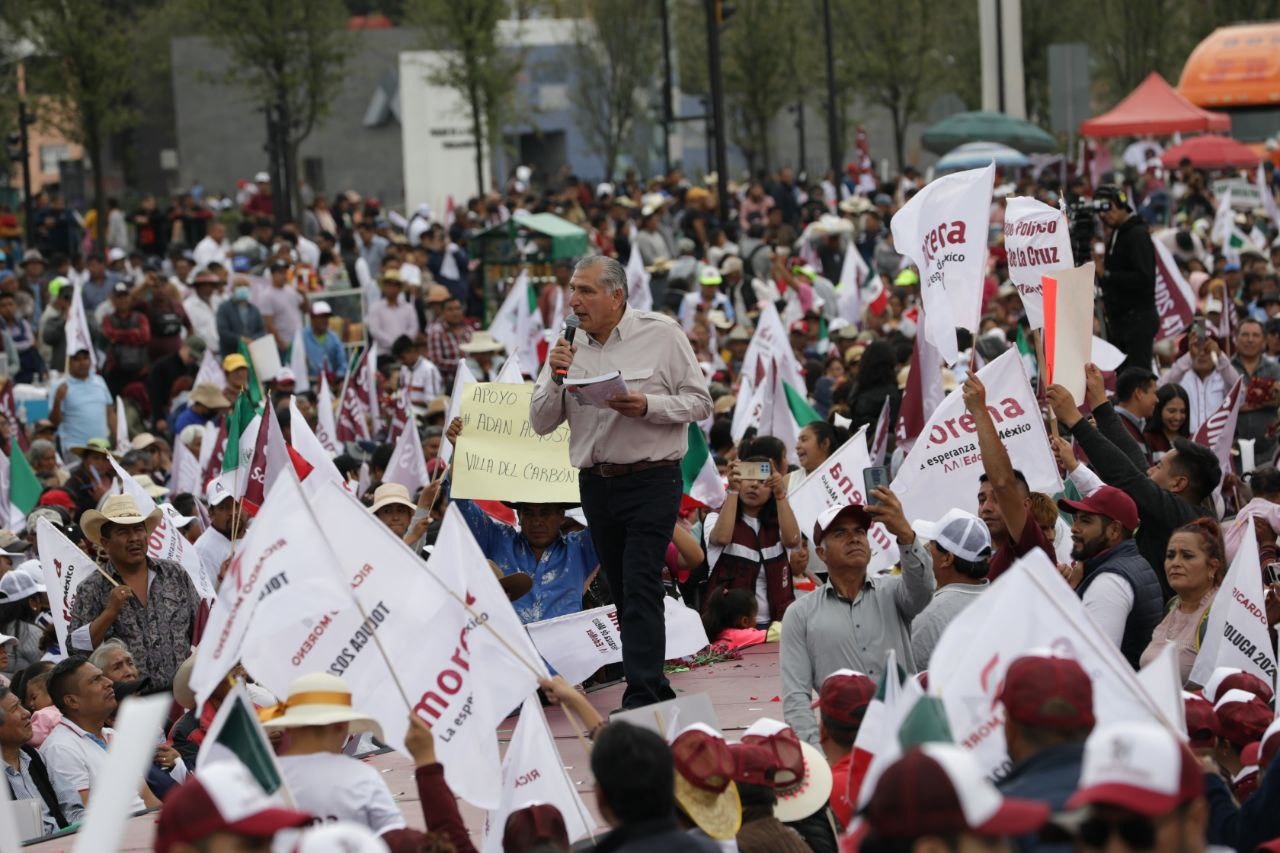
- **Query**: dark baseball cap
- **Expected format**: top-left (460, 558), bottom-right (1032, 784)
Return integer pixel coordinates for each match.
top-left (997, 654), bottom-right (1095, 729)
top-left (810, 669), bottom-right (875, 725)
top-left (1057, 485), bottom-right (1139, 533)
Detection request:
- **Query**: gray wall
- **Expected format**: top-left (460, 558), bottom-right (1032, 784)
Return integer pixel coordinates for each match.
top-left (170, 28), bottom-right (418, 206)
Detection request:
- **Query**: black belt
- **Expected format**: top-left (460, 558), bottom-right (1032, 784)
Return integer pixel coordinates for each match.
top-left (582, 459), bottom-right (679, 478)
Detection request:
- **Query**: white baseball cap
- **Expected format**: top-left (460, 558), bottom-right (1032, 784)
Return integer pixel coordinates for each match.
top-left (911, 508), bottom-right (993, 563)
top-left (311, 300), bottom-right (333, 316)
top-left (1066, 721), bottom-right (1204, 816)
top-left (107, 247), bottom-right (127, 263)
top-left (0, 569), bottom-right (46, 603)
top-left (253, 171), bottom-right (271, 183)
top-left (812, 503), bottom-right (874, 545)
top-left (206, 477), bottom-right (234, 508)
top-left (161, 503), bottom-right (197, 529)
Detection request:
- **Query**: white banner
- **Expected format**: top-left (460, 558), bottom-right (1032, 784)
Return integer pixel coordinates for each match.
top-left (36, 519), bottom-right (95, 657)
top-left (527, 598), bottom-right (709, 687)
top-left (438, 361), bottom-right (478, 465)
top-left (890, 163), bottom-right (995, 364)
top-left (480, 696), bottom-right (595, 853)
top-left (1003, 197), bottom-right (1072, 330)
top-left (65, 283), bottom-right (98, 370)
top-left (625, 241), bottom-right (653, 312)
top-left (787, 426), bottom-right (899, 575)
top-left (314, 373), bottom-right (340, 455)
top-left (112, 458), bottom-right (216, 602)
top-left (384, 409), bottom-right (430, 495)
top-left (289, 396), bottom-right (345, 485)
top-left (929, 549), bottom-right (1175, 780)
top-left (892, 348), bottom-right (1061, 525)
top-left (1188, 533), bottom-right (1278, 688)
top-left (1044, 263), bottom-right (1096, 401)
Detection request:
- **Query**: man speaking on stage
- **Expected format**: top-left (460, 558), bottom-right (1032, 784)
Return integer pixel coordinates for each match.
top-left (531, 256), bottom-right (712, 709)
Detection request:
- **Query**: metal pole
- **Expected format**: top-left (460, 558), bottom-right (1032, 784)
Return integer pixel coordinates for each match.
top-left (704, 0), bottom-right (729, 224)
top-left (796, 101), bottom-right (807, 176)
top-left (17, 101), bottom-right (33, 248)
top-left (660, 0), bottom-right (674, 175)
top-left (821, 0), bottom-right (841, 182)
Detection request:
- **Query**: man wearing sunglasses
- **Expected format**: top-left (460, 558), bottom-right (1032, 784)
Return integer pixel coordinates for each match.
top-left (1064, 722), bottom-right (1209, 853)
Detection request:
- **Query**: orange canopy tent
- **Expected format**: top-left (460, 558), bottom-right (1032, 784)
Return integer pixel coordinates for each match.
top-left (1080, 72), bottom-right (1232, 137)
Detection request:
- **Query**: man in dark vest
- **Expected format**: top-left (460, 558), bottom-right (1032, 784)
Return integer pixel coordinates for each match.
top-left (1057, 486), bottom-right (1162, 669)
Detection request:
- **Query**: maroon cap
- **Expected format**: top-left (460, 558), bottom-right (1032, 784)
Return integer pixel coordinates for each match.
top-left (997, 655), bottom-right (1095, 729)
top-left (154, 765), bottom-right (312, 853)
top-left (1205, 669), bottom-right (1275, 705)
top-left (1183, 692), bottom-right (1220, 749)
top-left (503, 804), bottom-right (569, 853)
top-left (810, 670), bottom-right (875, 726)
top-left (1215, 695), bottom-right (1273, 749)
top-left (1261, 719), bottom-right (1280, 769)
top-left (727, 742), bottom-right (783, 788)
top-left (740, 727), bottom-right (804, 788)
top-left (671, 728), bottom-right (736, 793)
top-left (1057, 485), bottom-right (1139, 532)
top-left (864, 745), bottom-right (1049, 839)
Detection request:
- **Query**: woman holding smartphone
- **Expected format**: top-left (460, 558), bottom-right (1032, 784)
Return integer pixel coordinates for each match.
top-left (704, 457), bottom-right (803, 627)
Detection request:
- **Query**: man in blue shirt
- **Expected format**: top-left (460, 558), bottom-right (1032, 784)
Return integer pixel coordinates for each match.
top-left (50, 348), bottom-right (113, 454)
top-left (301, 300), bottom-right (347, 384)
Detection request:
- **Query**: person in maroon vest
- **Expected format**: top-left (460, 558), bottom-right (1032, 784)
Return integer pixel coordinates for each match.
top-left (705, 456), bottom-right (802, 627)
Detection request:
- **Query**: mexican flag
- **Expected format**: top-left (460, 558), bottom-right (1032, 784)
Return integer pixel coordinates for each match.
top-left (7, 445), bottom-right (41, 514)
top-left (490, 271), bottom-right (545, 376)
top-left (753, 356), bottom-right (822, 466)
top-left (237, 341), bottom-right (264, 407)
top-left (681, 424), bottom-right (725, 510)
top-left (196, 683), bottom-right (288, 798)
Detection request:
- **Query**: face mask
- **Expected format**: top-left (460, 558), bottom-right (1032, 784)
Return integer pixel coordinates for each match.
top-left (234, 286), bottom-right (251, 301)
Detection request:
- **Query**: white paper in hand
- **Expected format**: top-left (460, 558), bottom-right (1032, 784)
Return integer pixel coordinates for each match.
top-left (564, 371), bottom-right (629, 408)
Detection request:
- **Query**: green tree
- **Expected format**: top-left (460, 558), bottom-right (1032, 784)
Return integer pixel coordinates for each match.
top-left (569, 0), bottom-right (661, 181)
top-left (1, 0), bottom-right (137, 243)
top-left (407, 0), bottom-right (521, 196)
top-left (192, 0), bottom-right (351, 223)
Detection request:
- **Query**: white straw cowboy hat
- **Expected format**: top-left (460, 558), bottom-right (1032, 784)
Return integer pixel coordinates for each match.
top-left (368, 483), bottom-right (415, 514)
top-left (459, 330), bottom-right (506, 354)
top-left (80, 494), bottom-right (163, 547)
top-left (259, 673), bottom-right (382, 740)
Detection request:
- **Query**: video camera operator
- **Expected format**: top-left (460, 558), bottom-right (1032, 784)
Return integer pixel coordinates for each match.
top-left (1095, 184), bottom-right (1157, 372)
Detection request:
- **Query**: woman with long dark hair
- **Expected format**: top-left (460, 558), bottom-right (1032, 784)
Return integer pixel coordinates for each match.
top-left (845, 340), bottom-right (901, 436)
top-left (1145, 384), bottom-right (1191, 462)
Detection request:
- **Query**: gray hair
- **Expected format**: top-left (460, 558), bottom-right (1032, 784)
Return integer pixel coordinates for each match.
top-left (26, 439), bottom-right (55, 464)
top-left (574, 255), bottom-right (627, 295)
top-left (88, 638), bottom-right (133, 671)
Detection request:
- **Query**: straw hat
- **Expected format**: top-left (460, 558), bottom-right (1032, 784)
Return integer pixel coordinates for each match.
top-left (80, 494), bottom-right (163, 547)
top-left (259, 673), bottom-right (382, 740)
top-left (133, 474), bottom-right (170, 500)
top-left (172, 655), bottom-right (197, 710)
top-left (426, 396), bottom-right (451, 417)
top-left (69, 437), bottom-right (117, 459)
top-left (671, 724), bottom-right (742, 840)
top-left (130, 433), bottom-right (158, 451)
top-left (741, 718), bottom-right (832, 822)
top-left (368, 483), bottom-right (415, 514)
top-left (425, 284), bottom-right (451, 304)
top-left (487, 560), bottom-right (533, 602)
top-left (459, 331), bottom-right (506, 354)
top-left (713, 395), bottom-right (737, 416)
top-left (190, 383), bottom-right (232, 410)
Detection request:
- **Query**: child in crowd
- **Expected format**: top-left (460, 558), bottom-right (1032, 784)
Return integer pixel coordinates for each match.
top-left (702, 588), bottom-right (780, 652)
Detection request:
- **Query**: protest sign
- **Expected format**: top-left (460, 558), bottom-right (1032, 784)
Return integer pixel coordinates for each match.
top-left (1003, 197), bottom-right (1072, 330)
top-left (72, 694), bottom-right (170, 853)
top-left (892, 349), bottom-right (1061, 526)
top-left (1193, 378), bottom-right (1244, 492)
top-left (451, 382), bottom-right (578, 504)
top-left (890, 163), bottom-right (995, 364)
top-left (1041, 263), bottom-right (1096, 400)
top-left (248, 335), bottom-right (283, 383)
top-left (928, 549), bottom-right (1176, 780)
top-left (527, 597), bottom-right (710, 687)
top-left (481, 696), bottom-right (595, 853)
top-left (1153, 239), bottom-right (1197, 343)
top-left (1212, 177), bottom-right (1261, 210)
top-left (36, 519), bottom-right (94, 656)
top-left (787, 427), bottom-right (899, 575)
top-left (1188, 533), bottom-right (1278, 688)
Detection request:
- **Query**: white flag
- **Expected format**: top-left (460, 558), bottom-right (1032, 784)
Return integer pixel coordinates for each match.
top-left (384, 408), bottom-right (429, 495)
top-left (489, 272), bottom-right (544, 377)
top-left (837, 242), bottom-right (871, 326)
top-left (195, 348), bottom-right (225, 389)
top-left (1211, 188), bottom-right (1234, 248)
top-left (787, 426), bottom-right (899, 575)
top-left (36, 518), bottom-right (95, 657)
top-left (1188, 532), bottom-right (1278, 689)
top-left (111, 457), bottom-right (216, 602)
top-left (314, 373), bottom-right (340, 455)
top-left (290, 326), bottom-right (311, 394)
top-left (64, 283), bottom-right (97, 371)
top-left (1192, 378), bottom-right (1245, 492)
top-left (929, 548), bottom-right (1177, 780)
top-left (1258, 163), bottom-right (1279, 226)
top-left (1043, 263), bottom-right (1097, 401)
top-left (437, 360), bottom-right (478, 464)
top-left (480, 696), bottom-right (595, 853)
top-left (289, 396), bottom-right (344, 484)
top-left (890, 163), bottom-right (996, 364)
top-left (1003, 197), bottom-right (1072, 330)
top-left (114, 397), bottom-right (130, 456)
top-left (1136, 643), bottom-right (1187, 739)
top-left (740, 302), bottom-right (805, 394)
top-left (527, 598), bottom-right (710, 687)
top-left (169, 436), bottom-right (202, 496)
top-left (891, 348), bottom-right (1061, 525)
top-left (625, 244), bottom-right (653, 312)
top-left (496, 351), bottom-right (524, 383)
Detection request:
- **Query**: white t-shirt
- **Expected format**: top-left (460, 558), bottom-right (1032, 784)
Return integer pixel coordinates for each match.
top-left (194, 525), bottom-right (231, 588)
top-left (705, 513), bottom-right (772, 623)
top-left (278, 752), bottom-right (406, 835)
top-left (1081, 573), bottom-right (1134, 650)
top-left (40, 719), bottom-right (146, 812)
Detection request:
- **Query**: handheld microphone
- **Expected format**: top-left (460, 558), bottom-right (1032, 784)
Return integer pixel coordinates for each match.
top-left (554, 315), bottom-right (579, 385)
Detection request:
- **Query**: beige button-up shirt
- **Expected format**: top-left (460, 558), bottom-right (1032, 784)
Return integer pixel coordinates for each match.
top-left (530, 307), bottom-right (713, 468)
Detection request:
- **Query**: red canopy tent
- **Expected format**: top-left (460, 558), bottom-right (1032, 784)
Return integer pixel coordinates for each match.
top-left (1080, 72), bottom-right (1232, 137)
top-left (1159, 135), bottom-right (1260, 170)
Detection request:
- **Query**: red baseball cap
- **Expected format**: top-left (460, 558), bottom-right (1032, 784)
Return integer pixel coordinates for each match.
top-left (503, 804), bottom-right (569, 853)
top-left (864, 744), bottom-right (1049, 838)
top-left (810, 669), bottom-right (875, 726)
top-left (1261, 718), bottom-right (1280, 770)
top-left (1203, 667), bottom-right (1274, 705)
top-left (1066, 722), bottom-right (1204, 817)
top-left (1214, 690), bottom-right (1274, 749)
top-left (997, 655), bottom-right (1095, 730)
top-left (727, 741), bottom-right (784, 788)
top-left (1057, 485), bottom-right (1139, 532)
top-left (1182, 691), bottom-right (1220, 749)
top-left (154, 763), bottom-right (312, 853)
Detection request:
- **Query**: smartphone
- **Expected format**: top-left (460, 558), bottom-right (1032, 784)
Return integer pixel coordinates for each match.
top-left (863, 466), bottom-right (890, 506)
top-left (736, 461), bottom-right (772, 481)
top-left (1266, 562), bottom-right (1280, 586)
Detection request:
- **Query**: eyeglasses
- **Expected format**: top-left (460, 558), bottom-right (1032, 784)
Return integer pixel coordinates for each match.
top-left (1077, 814), bottom-right (1157, 849)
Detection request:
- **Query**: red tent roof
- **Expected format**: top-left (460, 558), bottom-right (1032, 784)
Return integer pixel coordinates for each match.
top-left (1159, 135), bottom-right (1260, 170)
top-left (1081, 72), bottom-right (1232, 138)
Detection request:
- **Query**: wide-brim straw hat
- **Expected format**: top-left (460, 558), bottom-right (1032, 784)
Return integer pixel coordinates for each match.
top-left (487, 560), bottom-right (533, 601)
top-left (368, 483), bottom-right (415, 514)
top-left (259, 672), bottom-right (382, 740)
top-left (80, 494), bottom-right (163, 547)
top-left (190, 383), bottom-right (232, 410)
top-left (69, 437), bottom-right (117, 459)
top-left (459, 331), bottom-right (506, 354)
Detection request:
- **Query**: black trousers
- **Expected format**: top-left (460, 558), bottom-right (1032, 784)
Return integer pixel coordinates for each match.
top-left (1106, 306), bottom-right (1159, 373)
top-left (579, 464), bottom-right (681, 709)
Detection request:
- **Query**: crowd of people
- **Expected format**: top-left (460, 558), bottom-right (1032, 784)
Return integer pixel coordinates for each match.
top-left (0, 139), bottom-right (1276, 852)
